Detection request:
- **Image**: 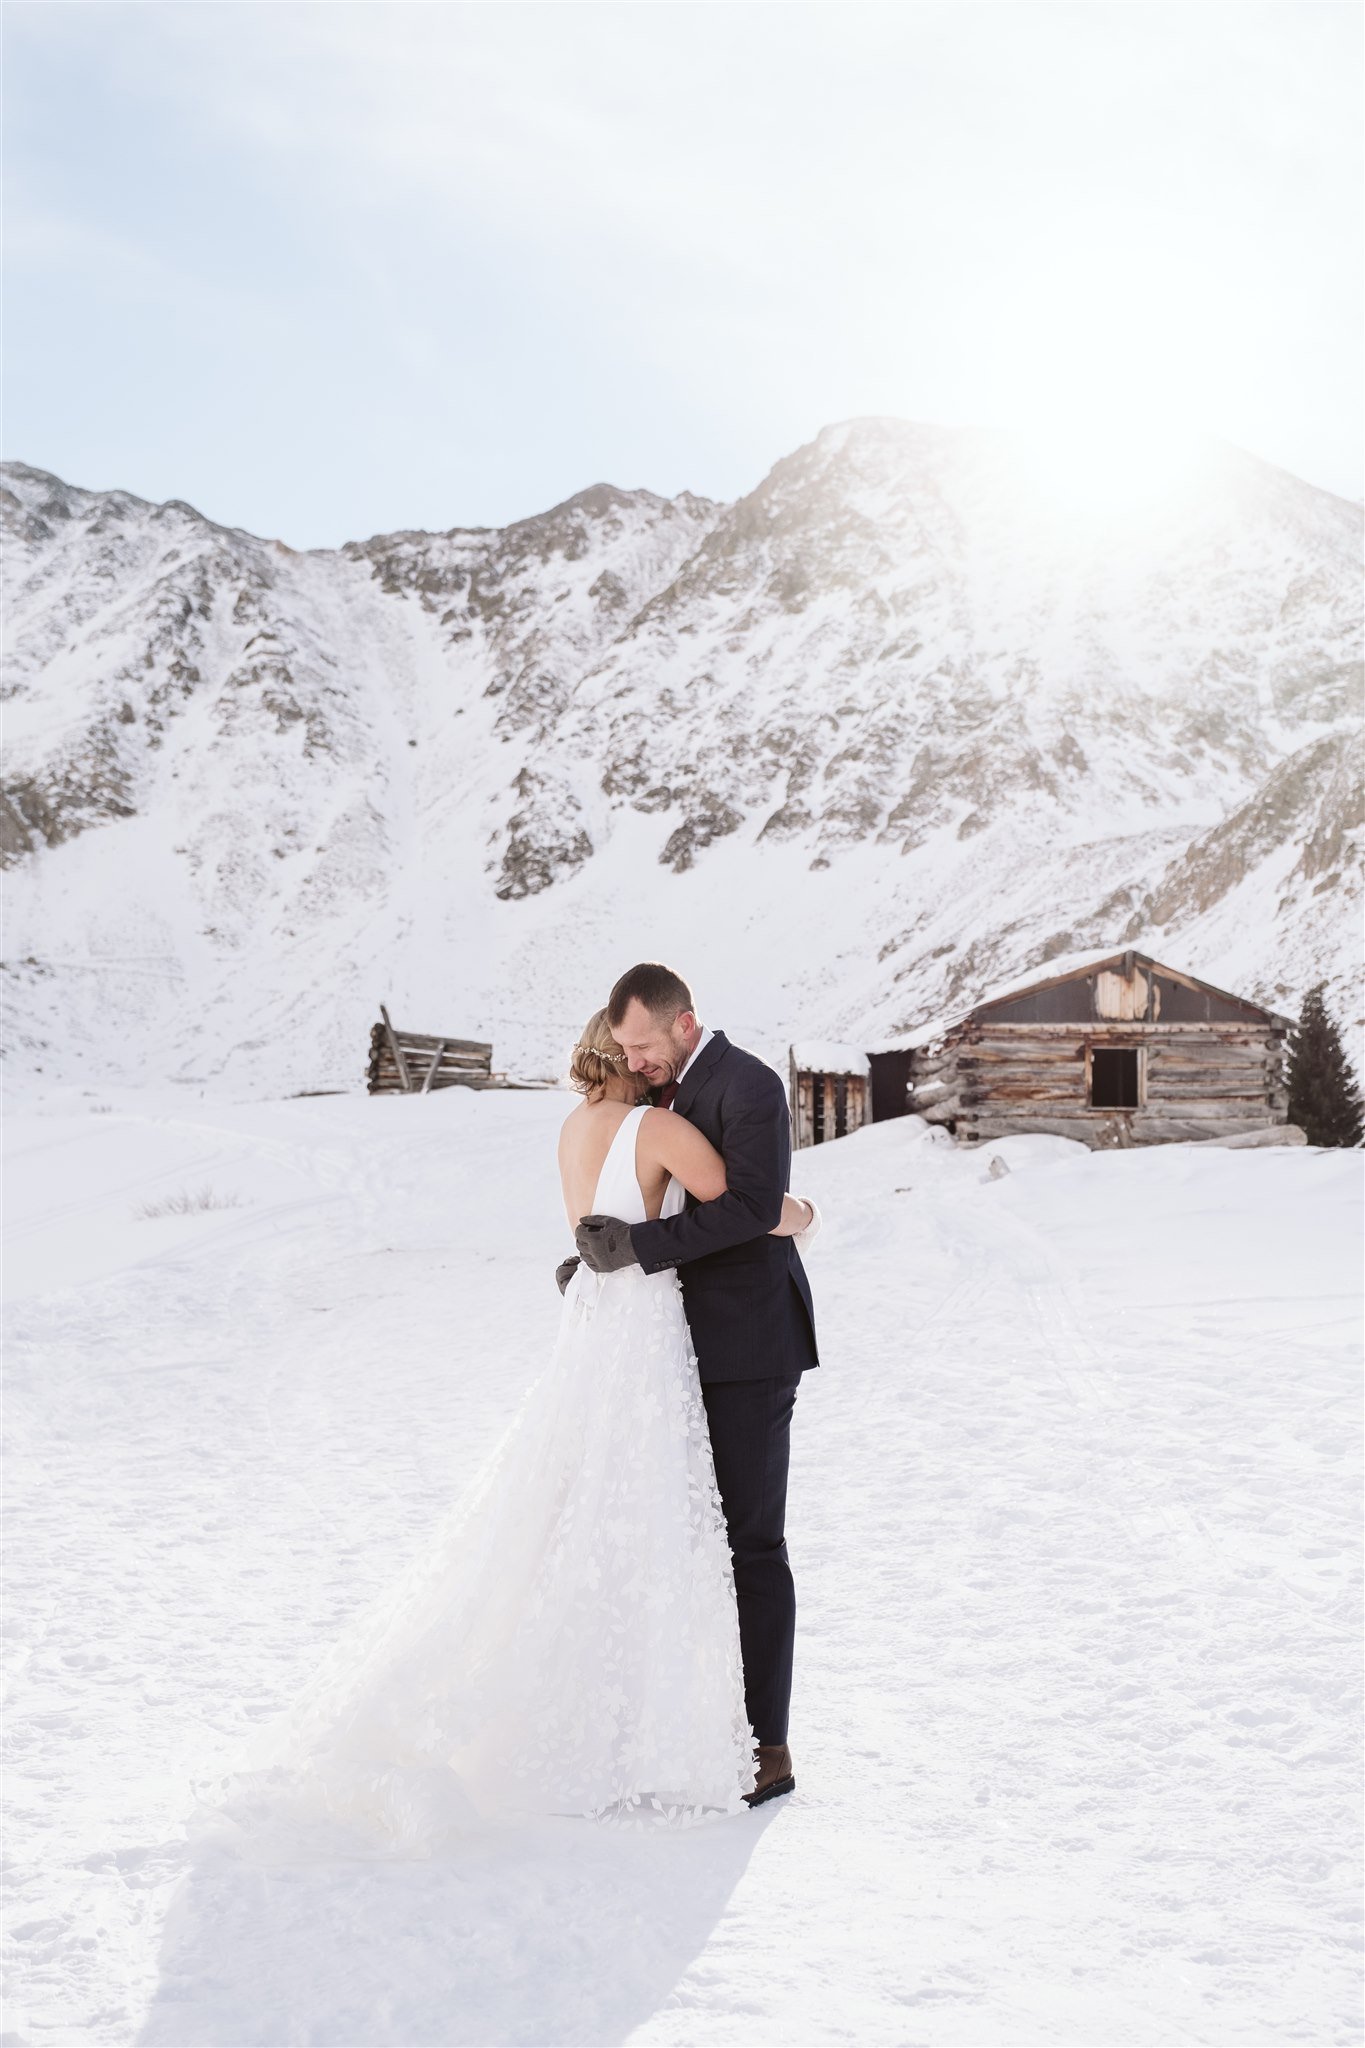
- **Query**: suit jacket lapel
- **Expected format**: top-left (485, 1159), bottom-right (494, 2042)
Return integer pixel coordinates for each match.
top-left (673, 1029), bottom-right (728, 1120)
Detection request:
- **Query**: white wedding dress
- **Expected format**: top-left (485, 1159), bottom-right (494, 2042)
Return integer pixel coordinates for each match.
top-left (187, 1104), bottom-right (757, 1858)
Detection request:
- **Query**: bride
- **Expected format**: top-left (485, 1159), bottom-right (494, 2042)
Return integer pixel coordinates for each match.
top-left (188, 1010), bottom-right (815, 1856)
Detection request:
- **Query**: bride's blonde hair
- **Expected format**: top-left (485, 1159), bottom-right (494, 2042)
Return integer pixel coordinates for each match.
top-left (568, 1008), bottom-right (642, 1104)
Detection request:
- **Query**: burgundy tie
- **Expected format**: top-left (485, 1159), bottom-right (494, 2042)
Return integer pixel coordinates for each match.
top-left (657, 1082), bottom-right (679, 1109)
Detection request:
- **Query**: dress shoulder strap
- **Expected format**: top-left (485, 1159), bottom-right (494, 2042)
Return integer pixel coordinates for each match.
top-left (589, 1104), bottom-right (650, 1224)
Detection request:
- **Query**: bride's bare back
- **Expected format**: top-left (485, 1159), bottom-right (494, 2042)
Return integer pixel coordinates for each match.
top-left (557, 1096), bottom-right (809, 1237)
top-left (557, 1101), bottom-right (716, 1228)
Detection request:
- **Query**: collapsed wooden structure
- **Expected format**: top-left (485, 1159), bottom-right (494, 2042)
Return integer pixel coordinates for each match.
top-left (904, 949), bottom-right (1295, 1149)
top-left (367, 1004), bottom-right (501, 1095)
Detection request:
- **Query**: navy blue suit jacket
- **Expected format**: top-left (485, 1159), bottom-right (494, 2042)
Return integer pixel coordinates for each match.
top-left (629, 1031), bottom-right (819, 1384)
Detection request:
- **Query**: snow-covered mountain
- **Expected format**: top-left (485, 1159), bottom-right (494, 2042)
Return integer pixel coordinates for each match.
top-left (2, 419), bottom-right (1360, 1095)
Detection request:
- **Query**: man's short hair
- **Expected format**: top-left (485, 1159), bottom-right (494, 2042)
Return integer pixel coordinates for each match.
top-left (606, 962), bottom-right (695, 1029)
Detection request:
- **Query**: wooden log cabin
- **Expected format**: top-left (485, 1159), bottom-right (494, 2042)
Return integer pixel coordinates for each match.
top-left (904, 950), bottom-right (1296, 1148)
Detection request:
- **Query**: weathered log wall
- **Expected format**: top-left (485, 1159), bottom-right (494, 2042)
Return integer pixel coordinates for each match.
top-left (907, 1019), bottom-right (1290, 1148)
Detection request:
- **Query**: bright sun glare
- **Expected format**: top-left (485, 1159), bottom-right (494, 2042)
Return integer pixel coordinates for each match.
top-left (983, 239), bottom-right (1217, 527)
top-left (1007, 411), bottom-right (1209, 526)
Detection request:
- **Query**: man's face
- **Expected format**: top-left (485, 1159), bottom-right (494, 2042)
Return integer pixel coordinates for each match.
top-left (613, 998), bottom-right (698, 1087)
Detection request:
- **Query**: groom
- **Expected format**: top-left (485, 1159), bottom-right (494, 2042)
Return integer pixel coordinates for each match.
top-left (572, 961), bottom-right (819, 1808)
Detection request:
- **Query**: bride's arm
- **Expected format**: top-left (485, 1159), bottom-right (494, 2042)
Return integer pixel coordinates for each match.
top-left (642, 1112), bottom-right (811, 1237)
top-left (640, 1109), bottom-right (726, 1203)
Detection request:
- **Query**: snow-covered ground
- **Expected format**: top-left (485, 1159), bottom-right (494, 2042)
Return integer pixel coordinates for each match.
top-left (4, 1083), bottom-right (1361, 2046)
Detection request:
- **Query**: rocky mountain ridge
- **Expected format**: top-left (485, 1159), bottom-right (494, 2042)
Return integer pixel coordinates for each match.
top-left (2, 420), bottom-right (1360, 1093)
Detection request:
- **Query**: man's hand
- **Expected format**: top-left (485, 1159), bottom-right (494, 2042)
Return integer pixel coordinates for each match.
top-left (555, 1254), bottom-right (581, 1295)
top-left (575, 1214), bottom-right (639, 1273)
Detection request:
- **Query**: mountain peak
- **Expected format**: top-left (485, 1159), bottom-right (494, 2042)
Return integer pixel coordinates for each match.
top-left (1, 430), bottom-right (1358, 1093)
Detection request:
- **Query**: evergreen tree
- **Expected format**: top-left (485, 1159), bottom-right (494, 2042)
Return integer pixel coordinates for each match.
top-left (1286, 982), bottom-right (1364, 1148)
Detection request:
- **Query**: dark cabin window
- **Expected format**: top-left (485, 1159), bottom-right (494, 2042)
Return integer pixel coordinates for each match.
top-left (1090, 1047), bottom-right (1140, 1108)
top-left (834, 1075), bottom-right (848, 1138)
top-left (812, 1080), bottom-right (826, 1145)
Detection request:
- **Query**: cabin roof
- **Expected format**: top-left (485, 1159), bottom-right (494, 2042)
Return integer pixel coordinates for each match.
top-left (897, 948), bottom-right (1294, 1050)
top-left (790, 1041), bottom-right (871, 1077)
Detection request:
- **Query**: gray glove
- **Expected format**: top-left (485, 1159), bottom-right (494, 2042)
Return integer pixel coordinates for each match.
top-left (575, 1214), bottom-right (639, 1273)
top-left (555, 1254), bottom-right (581, 1295)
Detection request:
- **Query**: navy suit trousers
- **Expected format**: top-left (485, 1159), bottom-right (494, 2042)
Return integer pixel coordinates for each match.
top-left (701, 1371), bottom-right (802, 1747)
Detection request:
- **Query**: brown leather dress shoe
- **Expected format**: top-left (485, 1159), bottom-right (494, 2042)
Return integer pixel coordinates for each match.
top-left (743, 1742), bottom-right (795, 1806)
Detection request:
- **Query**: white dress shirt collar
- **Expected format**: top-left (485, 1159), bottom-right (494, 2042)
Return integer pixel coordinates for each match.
top-left (671, 1022), bottom-right (714, 1095)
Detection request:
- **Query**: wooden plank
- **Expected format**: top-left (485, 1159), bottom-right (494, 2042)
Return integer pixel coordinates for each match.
top-left (960, 1101), bottom-right (1282, 1123)
top-left (958, 1072), bottom-right (1087, 1088)
top-left (794, 1073), bottom-right (815, 1150)
top-left (372, 1050), bottom-right (489, 1074)
top-left (371, 1042), bottom-right (489, 1063)
top-left (958, 1076), bottom-right (1089, 1089)
top-left (1147, 1079), bottom-right (1278, 1092)
top-left (371, 1026), bottom-right (493, 1057)
top-left (957, 1114), bottom-right (1109, 1143)
top-left (959, 1075), bottom-right (1086, 1093)
top-left (379, 1004), bottom-right (413, 1092)
top-left (1150, 1081), bottom-right (1281, 1094)
top-left (958, 1022), bottom-right (1279, 1040)
top-left (1145, 1040), bottom-right (1276, 1055)
top-left (1140, 1096), bottom-right (1275, 1114)
top-left (1146, 1084), bottom-right (1273, 1100)
top-left (394, 1046), bottom-right (490, 1068)
top-left (1095, 967), bottom-right (1146, 1020)
top-left (374, 1051), bottom-right (490, 1072)
top-left (961, 1044), bottom-right (1277, 1062)
top-left (1144, 1062), bottom-right (1275, 1078)
top-left (965, 1046), bottom-right (1272, 1069)
top-left (370, 1072), bottom-right (507, 1094)
top-left (959, 1062), bottom-right (1087, 1078)
top-left (1146, 1071), bottom-right (1276, 1086)
top-left (962, 1111), bottom-right (1280, 1144)
top-left (1132, 1119), bottom-right (1282, 1138)
top-left (1214, 1125), bottom-right (1306, 1148)
top-left (957, 1052), bottom-right (1085, 1069)
top-left (961, 1090), bottom-right (1085, 1107)
top-left (419, 1042), bottom-right (446, 1095)
top-left (959, 1102), bottom-right (1280, 1122)
top-left (1150, 1050), bottom-right (1280, 1061)
top-left (372, 1070), bottom-right (501, 1091)
top-left (957, 1056), bottom-right (1277, 1073)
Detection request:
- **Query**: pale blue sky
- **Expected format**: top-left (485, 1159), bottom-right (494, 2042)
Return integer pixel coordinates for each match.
top-left (5, 2), bottom-right (1361, 549)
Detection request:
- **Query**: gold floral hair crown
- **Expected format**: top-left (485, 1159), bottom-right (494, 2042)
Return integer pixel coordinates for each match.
top-left (572, 1042), bottom-right (629, 1066)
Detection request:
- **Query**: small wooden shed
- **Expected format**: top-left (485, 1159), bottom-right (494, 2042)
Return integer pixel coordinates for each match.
top-left (790, 1043), bottom-right (871, 1149)
top-left (905, 950), bottom-right (1295, 1148)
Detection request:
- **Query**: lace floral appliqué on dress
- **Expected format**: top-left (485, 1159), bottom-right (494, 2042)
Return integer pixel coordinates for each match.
top-left (187, 1105), bottom-right (756, 1857)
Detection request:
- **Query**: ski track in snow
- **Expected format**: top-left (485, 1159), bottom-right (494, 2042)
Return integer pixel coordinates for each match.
top-left (3, 1085), bottom-right (1361, 2047)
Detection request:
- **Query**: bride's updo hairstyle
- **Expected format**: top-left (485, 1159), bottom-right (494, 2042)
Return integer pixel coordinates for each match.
top-left (569, 1008), bottom-right (640, 1104)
